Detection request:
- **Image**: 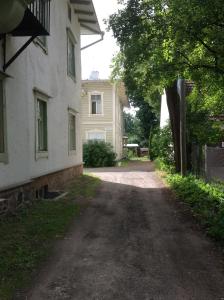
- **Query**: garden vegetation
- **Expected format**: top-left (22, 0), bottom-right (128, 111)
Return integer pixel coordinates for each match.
top-left (83, 141), bottom-right (116, 168)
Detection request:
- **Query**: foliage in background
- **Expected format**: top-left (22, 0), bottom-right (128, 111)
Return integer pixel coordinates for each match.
top-left (123, 97), bottom-right (159, 147)
top-left (186, 88), bottom-right (224, 147)
top-left (0, 174), bottom-right (101, 300)
top-left (123, 111), bottom-right (141, 144)
top-left (150, 125), bottom-right (174, 167)
top-left (83, 141), bottom-right (116, 167)
top-left (108, 0), bottom-right (224, 172)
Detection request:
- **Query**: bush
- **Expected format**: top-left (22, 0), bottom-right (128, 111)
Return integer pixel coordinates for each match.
top-left (150, 124), bottom-right (174, 167)
top-left (83, 141), bottom-right (116, 167)
top-left (166, 173), bottom-right (224, 243)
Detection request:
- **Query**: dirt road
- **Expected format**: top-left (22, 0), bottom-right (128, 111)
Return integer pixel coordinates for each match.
top-left (27, 161), bottom-right (224, 300)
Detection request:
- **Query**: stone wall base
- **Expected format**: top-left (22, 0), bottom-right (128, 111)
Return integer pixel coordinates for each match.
top-left (0, 164), bottom-right (83, 216)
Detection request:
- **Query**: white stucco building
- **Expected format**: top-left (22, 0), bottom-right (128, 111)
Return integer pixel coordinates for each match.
top-left (0, 0), bottom-right (101, 212)
top-left (81, 80), bottom-right (129, 160)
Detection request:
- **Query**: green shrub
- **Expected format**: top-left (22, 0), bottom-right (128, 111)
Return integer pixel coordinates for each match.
top-left (154, 157), bottom-right (175, 173)
top-left (150, 124), bottom-right (174, 167)
top-left (83, 140), bottom-right (116, 167)
top-left (166, 173), bottom-right (224, 243)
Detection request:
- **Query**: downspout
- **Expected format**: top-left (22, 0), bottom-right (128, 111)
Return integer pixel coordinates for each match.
top-left (81, 32), bottom-right (104, 51)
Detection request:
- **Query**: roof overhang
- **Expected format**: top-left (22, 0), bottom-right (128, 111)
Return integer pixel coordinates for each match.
top-left (70, 0), bottom-right (101, 35)
top-left (117, 82), bottom-right (129, 107)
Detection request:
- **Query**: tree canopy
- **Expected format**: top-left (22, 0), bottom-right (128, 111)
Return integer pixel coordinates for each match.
top-left (109, 0), bottom-right (224, 171)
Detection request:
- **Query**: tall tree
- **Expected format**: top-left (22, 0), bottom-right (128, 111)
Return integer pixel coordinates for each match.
top-left (109, 0), bottom-right (224, 171)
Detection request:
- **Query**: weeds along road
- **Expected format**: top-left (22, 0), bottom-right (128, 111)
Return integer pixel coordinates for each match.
top-left (27, 161), bottom-right (224, 300)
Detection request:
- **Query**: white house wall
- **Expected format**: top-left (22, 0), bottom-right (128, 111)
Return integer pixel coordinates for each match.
top-left (115, 88), bottom-right (124, 160)
top-left (0, 0), bottom-right (82, 190)
top-left (81, 81), bottom-right (114, 147)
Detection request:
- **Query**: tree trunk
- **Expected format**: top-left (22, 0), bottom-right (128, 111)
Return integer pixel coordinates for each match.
top-left (165, 82), bottom-right (181, 172)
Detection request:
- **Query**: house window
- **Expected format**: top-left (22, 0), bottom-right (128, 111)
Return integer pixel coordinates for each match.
top-left (68, 4), bottom-right (72, 22)
top-left (69, 113), bottom-right (76, 151)
top-left (0, 81), bottom-right (4, 154)
top-left (67, 29), bottom-right (76, 80)
top-left (0, 77), bottom-right (8, 163)
top-left (87, 131), bottom-right (105, 141)
top-left (91, 94), bottom-right (102, 114)
top-left (37, 99), bottom-right (47, 152)
top-left (36, 96), bottom-right (48, 155)
top-left (0, 80), bottom-right (5, 159)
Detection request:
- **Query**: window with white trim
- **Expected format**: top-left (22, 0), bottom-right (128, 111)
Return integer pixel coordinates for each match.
top-left (0, 79), bottom-right (6, 161)
top-left (68, 113), bottom-right (76, 151)
top-left (87, 131), bottom-right (105, 141)
top-left (68, 3), bottom-right (72, 22)
top-left (67, 29), bottom-right (76, 80)
top-left (37, 99), bottom-right (47, 152)
top-left (91, 94), bottom-right (102, 114)
top-left (35, 91), bottom-right (48, 158)
top-left (0, 81), bottom-right (4, 154)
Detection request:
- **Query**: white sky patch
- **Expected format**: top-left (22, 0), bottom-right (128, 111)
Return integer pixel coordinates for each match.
top-left (124, 106), bottom-right (139, 117)
top-left (81, 0), bottom-right (121, 80)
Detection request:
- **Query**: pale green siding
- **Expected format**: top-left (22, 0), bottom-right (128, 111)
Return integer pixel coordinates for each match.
top-left (81, 81), bottom-right (113, 123)
top-left (81, 80), bottom-right (126, 159)
top-left (82, 124), bottom-right (113, 145)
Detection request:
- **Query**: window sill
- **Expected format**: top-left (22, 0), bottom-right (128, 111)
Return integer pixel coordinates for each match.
top-left (0, 153), bottom-right (8, 164)
top-left (89, 114), bottom-right (104, 117)
top-left (36, 151), bottom-right (48, 160)
top-left (33, 39), bottom-right (48, 55)
top-left (67, 73), bottom-right (77, 83)
top-left (68, 150), bottom-right (76, 156)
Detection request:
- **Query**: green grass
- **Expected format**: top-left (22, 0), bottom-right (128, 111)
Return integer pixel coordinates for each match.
top-left (117, 159), bottom-right (130, 167)
top-left (117, 156), bottom-right (150, 167)
top-left (67, 174), bottom-right (101, 198)
top-left (129, 156), bottom-right (150, 161)
top-left (0, 174), bottom-right (100, 300)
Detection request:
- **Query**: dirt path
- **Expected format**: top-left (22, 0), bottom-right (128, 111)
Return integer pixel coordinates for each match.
top-left (26, 161), bottom-right (224, 300)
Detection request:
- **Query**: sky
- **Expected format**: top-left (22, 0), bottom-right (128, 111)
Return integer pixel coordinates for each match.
top-left (81, 0), bottom-right (120, 80)
top-left (81, 0), bottom-right (138, 116)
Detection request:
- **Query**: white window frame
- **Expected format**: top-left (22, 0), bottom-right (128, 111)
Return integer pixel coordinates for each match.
top-left (86, 130), bottom-right (106, 142)
top-left (34, 89), bottom-right (49, 160)
top-left (67, 28), bottom-right (76, 81)
top-left (89, 91), bottom-right (104, 116)
top-left (35, 36), bottom-right (48, 54)
top-left (68, 107), bottom-right (77, 155)
top-left (68, 3), bottom-right (72, 22)
top-left (0, 74), bottom-right (8, 164)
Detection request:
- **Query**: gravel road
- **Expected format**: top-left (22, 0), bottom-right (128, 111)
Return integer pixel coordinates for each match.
top-left (26, 161), bottom-right (224, 300)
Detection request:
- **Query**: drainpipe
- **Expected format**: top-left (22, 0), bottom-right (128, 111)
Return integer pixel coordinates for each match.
top-left (0, 0), bottom-right (34, 34)
top-left (81, 31), bottom-right (104, 51)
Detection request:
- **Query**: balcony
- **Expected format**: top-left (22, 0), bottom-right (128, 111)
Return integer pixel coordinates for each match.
top-left (12, 0), bottom-right (50, 37)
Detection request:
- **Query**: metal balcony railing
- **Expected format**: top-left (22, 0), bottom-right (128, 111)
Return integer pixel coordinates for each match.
top-left (28, 0), bottom-right (50, 34)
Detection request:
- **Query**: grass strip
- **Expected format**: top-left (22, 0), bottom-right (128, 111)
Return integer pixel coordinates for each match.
top-left (0, 174), bottom-right (100, 300)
